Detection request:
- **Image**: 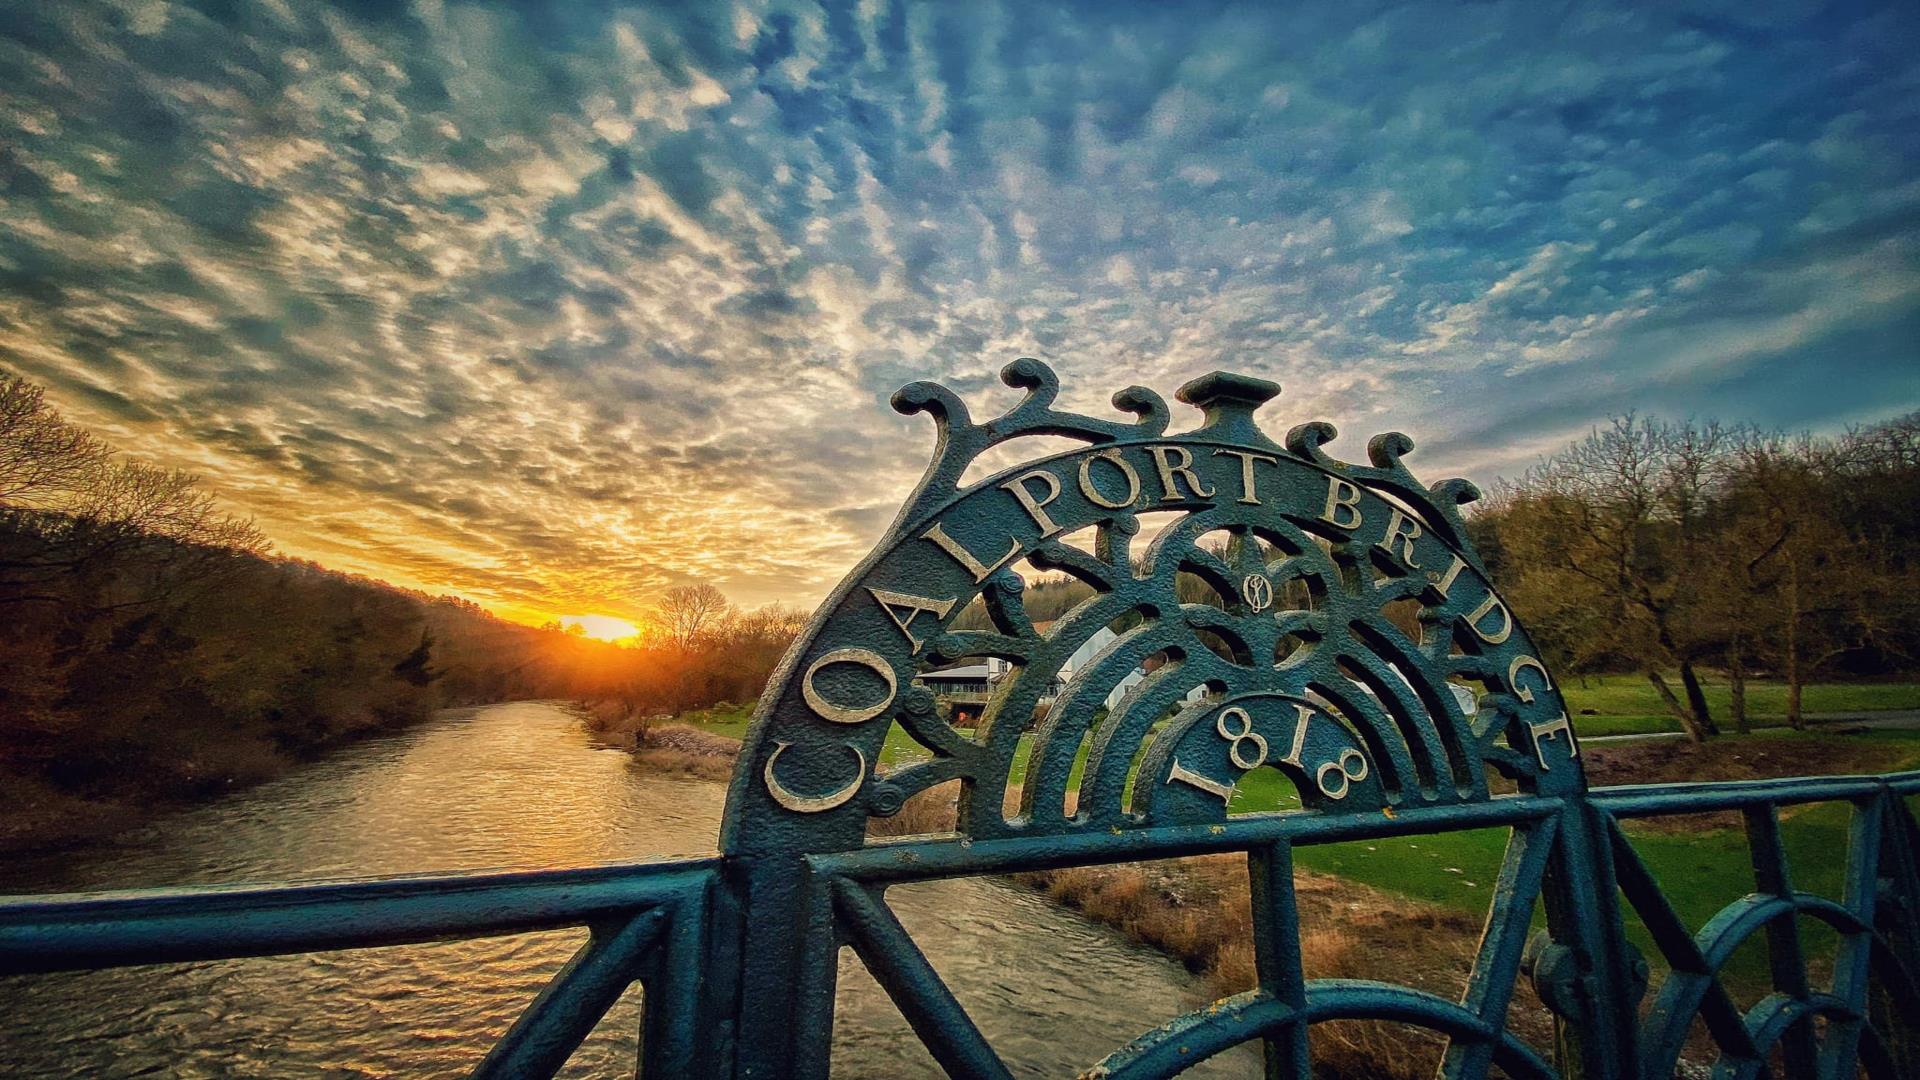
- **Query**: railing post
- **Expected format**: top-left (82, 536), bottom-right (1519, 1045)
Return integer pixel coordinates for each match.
top-left (1530, 798), bottom-right (1643, 1080)
top-left (724, 853), bottom-right (840, 1080)
top-left (1875, 792), bottom-right (1920, 1077)
top-left (639, 881), bottom-right (727, 1078)
top-left (1247, 842), bottom-right (1310, 1078)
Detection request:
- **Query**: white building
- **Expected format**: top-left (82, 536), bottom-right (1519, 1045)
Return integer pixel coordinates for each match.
top-left (1042, 622), bottom-right (1205, 711)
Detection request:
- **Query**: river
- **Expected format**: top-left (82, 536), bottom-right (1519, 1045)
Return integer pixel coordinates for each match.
top-left (0, 701), bottom-right (1256, 1077)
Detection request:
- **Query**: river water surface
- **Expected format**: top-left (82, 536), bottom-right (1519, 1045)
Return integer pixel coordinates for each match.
top-left (0, 702), bottom-right (1255, 1078)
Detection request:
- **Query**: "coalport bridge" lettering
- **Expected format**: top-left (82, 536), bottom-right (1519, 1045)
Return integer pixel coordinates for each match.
top-left (768, 429), bottom-right (1576, 821)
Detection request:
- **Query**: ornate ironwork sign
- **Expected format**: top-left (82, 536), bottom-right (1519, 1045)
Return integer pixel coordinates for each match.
top-left (3, 361), bottom-right (1918, 1080)
top-left (725, 359), bottom-right (1580, 857)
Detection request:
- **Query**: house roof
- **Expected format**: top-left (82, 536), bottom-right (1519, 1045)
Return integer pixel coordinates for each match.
top-left (916, 663), bottom-right (997, 681)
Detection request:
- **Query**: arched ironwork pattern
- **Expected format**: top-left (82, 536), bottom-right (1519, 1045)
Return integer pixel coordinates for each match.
top-left (723, 361), bottom-right (1583, 857)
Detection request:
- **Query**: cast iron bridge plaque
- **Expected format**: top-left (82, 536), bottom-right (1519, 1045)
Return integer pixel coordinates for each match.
top-left (5, 361), bottom-right (1920, 1080)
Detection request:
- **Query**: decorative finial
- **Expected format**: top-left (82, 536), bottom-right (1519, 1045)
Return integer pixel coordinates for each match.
top-left (1176, 371), bottom-right (1282, 450)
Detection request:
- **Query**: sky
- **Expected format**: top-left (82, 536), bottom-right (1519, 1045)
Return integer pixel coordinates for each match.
top-left (1, 1), bottom-right (1916, 626)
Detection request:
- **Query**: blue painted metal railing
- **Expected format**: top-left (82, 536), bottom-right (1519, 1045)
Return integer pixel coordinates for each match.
top-left (5, 362), bottom-right (1917, 1078)
top-left (0, 860), bottom-right (720, 1077)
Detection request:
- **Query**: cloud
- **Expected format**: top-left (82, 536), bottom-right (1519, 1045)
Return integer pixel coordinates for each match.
top-left (0, 0), bottom-right (1915, 622)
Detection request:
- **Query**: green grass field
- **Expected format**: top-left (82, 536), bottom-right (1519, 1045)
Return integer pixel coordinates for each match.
top-left (1558, 675), bottom-right (1920, 737)
top-left (668, 702), bottom-right (755, 741)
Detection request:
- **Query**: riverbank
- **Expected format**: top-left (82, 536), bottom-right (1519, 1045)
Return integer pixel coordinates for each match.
top-left (575, 698), bottom-right (739, 780)
top-left (1027, 857), bottom-right (1550, 1077)
top-left (0, 706), bottom-right (429, 857)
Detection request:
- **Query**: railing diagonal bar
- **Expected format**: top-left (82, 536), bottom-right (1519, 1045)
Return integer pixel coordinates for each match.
top-left (1608, 819), bottom-right (1760, 1069)
top-left (1868, 799), bottom-right (1920, 1077)
top-left (829, 878), bottom-right (1015, 1080)
top-left (1816, 797), bottom-right (1883, 1080)
top-left (1441, 816), bottom-right (1558, 1080)
top-left (471, 906), bottom-right (666, 1080)
top-left (1741, 804), bottom-right (1819, 1077)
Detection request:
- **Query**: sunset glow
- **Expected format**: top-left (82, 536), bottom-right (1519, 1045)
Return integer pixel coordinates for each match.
top-left (561, 616), bottom-right (642, 644)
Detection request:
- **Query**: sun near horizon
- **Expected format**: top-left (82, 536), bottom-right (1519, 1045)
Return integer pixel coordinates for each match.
top-left (559, 614), bottom-right (643, 644)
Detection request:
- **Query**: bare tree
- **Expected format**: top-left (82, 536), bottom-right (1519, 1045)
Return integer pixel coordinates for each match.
top-left (80, 462), bottom-right (265, 550)
top-left (654, 583), bottom-right (731, 651)
top-left (0, 374), bottom-right (110, 508)
top-left (0, 376), bottom-right (267, 611)
top-left (1487, 410), bottom-right (1920, 739)
top-left (1492, 415), bottom-right (1733, 741)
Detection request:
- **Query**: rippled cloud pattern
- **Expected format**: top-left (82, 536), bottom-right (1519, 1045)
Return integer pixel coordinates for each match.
top-left (1, 1), bottom-right (1915, 619)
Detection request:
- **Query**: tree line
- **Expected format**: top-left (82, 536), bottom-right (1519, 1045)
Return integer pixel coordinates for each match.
top-left (1471, 412), bottom-right (1920, 741)
top-left (973, 413), bottom-right (1918, 745)
top-left (558, 582), bottom-right (808, 726)
top-left (949, 413), bottom-right (1919, 745)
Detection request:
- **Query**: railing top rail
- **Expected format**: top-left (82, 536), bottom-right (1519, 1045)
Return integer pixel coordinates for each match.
top-left (1590, 769), bottom-right (1920, 817)
top-left (812, 793), bottom-right (1565, 882)
top-left (811, 767), bottom-right (1920, 881)
top-left (0, 857), bottom-right (719, 976)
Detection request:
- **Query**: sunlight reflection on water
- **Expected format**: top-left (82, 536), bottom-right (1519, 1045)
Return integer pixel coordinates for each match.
top-left (0, 702), bottom-right (1254, 1077)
